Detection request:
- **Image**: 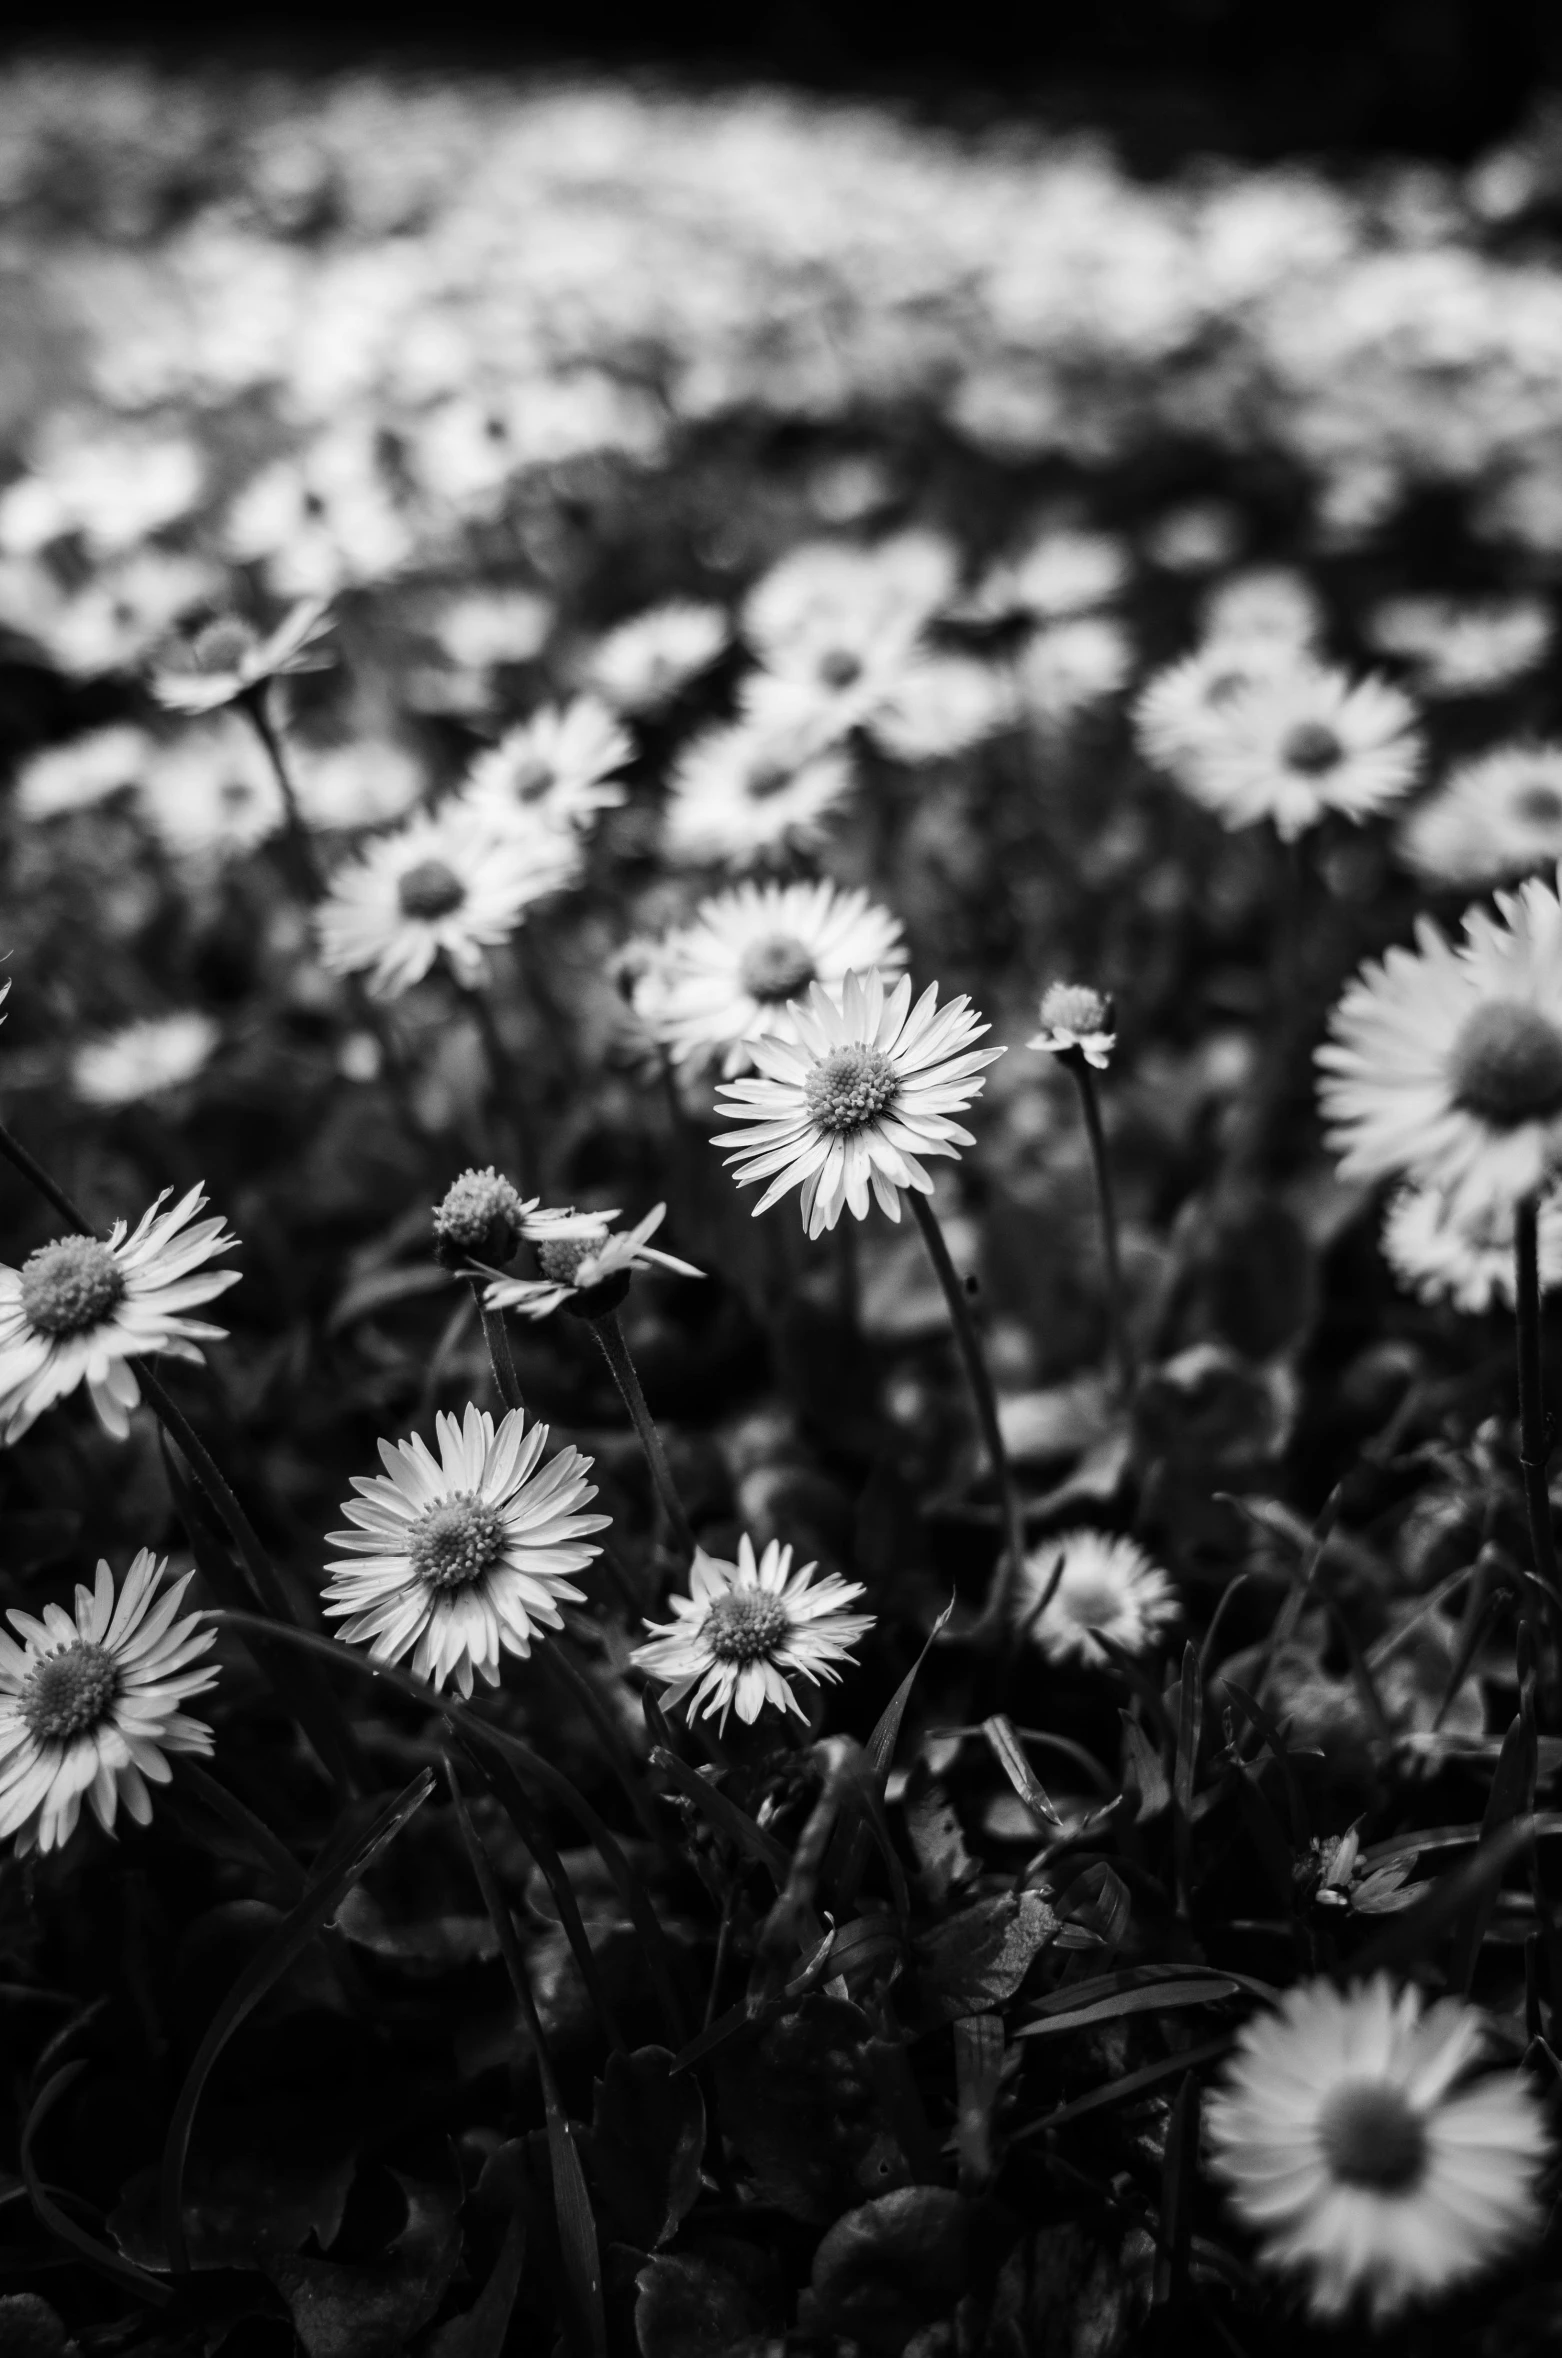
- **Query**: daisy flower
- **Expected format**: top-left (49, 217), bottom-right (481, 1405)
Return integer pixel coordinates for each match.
top-left (0, 1188), bottom-right (239, 1445)
top-left (1398, 745), bottom-right (1562, 890)
top-left (72, 1012), bottom-right (219, 1108)
top-left (631, 1533), bottom-right (873, 1731)
top-left (481, 1204), bottom-right (702, 1322)
top-left (0, 1550), bottom-right (218, 1856)
top-left (584, 601), bottom-right (728, 715)
top-left (1381, 1182), bottom-right (1562, 1313)
top-left (961, 527), bottom-right (1129, 625)
top-left (714, 968), bottom-right (1003, 1237)
top-left (1318, 871), bottom-right (1562, 1219)
top-left (1013, 617), bottom-right (1133, 728)
top-left (1027, 982), bottom-right (1117, 1070)
top-left (1206, 1976), bottom-right (1550, 2322)
top-left (743, 533), bottom-right (955, 681)
top-left (1178, 663), bottom-right (1421, 841)
top-left (317, 805), bottom-right (578, 998)
top-left (323, 1402), bottom-right (610, 1698)
top-left (1366, 594), bottom-right (1550, 698)
top-left (432, 1167), bottom-right (532, 1269)
top-left (1012, 1529), bottom-right (1175, 1666)
top-left (1135, 641), bottom-right (1301, 781)
top-left (15, 724), bottom-right (153, 820)
top-left (1199, 567), bottom-right (1323, 651)
top-left (637, 879), bottom-right (907, 1075)
top-left (663, 713), bottom-right (854, 870)
top-left (151, 598), bottom-right (333, 716)
top-left (137, 725), bottom-right (283, 862)
top-left (460, 697), bottom-right (631, 838)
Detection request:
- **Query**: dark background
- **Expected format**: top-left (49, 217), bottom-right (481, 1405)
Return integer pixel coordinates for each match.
top-left (2, 0), bottom-right (1558, 166)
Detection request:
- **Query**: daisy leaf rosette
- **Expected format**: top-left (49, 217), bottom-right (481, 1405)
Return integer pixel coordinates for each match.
top-left (713, 967), bottom-right (1003, 1237)
top-left (323, 1402), bottom-right (610, 1697)
top-left (0, 1550), bottom-right (217, 1855)
top-left (481, 1203), bottom-right (702, 1321)
top-left (632, 1533), bottom-right (873, 1730)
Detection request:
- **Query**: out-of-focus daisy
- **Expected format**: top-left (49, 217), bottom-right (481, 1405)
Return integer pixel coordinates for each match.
top-left (317, 805), bottom-right (578, 998)
top-left (460, 697), bottom-right (630, 838)
top-left (1012, 1529), bottom-right (1175, 1666)
top-left (1206, 1977), bottom-right (1549, 2322)
top-left (869, 655), bottom-right (1013, 763)
top-left (961, 527), bottom-right (1129, 624)
top-left (1136, 641), bottom-right (1302, 782)
top-left (0, 1550), bottom-right (217, 1856)
top-left (324, 1402), bottom-right (610, 1698)
top-left (295, 738), bottom-right (425, 833)
top-left (744, 532), bottom-right (955, 682)
top-left (136, 725), bottom-right (283, 862)
top-left (15, 725), bottom-right (154, 821)
top-left (0, 423), bottom-right (202, 558)
top-left (1398, 745), bottom-right (1562, 890)
top-left (1177, 663), bottom-right (1421, 841)
top-left (1028, 983), bottom-right (1116, 1070)
top-left (72, 1013), bottom-right (218, 1108)
top-left (663, 712), bottom-right (854, 869)
top-left (1382, 1182), bottom-right (1562, 1314)
top-left (6, 551), bottom-right (221, 681)
top-left (637, 879), bottom-right (906, 1074)
top-left (481, 1205), bottom-right (701, 1322)
top-left (151, 599), bottom-right (333, 716)
top-left (404, 588), bottom-right (554, 713)
top-left (1199, 567), bottom-right (1323, 651)
top-left (584, 601), bottom-right (728, 715)
top-left (1318, 873), bottom-right (1562, 1219)
top-left (0, 1187), bottom-right (238, 1445)
top-left (1014, 617), bottom-right (1133, 727)
top-left (1144, 501), bottom-right (1243, 574)
top-left (631, 1533), bottom-right (872, 1731)
top-left (1366, 594), bottom-right (1551, 697)
top-left (714, 968), bottom-right (1002, 1236)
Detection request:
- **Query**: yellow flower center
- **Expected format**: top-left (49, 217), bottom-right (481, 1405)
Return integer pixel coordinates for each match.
top-left (803, 1044), bottom-right (901, 1134)
top-left (739, 933), bottom-right (817, 1005)
top-left (188, 617), bottom-right (259, 675)
top-left (507, 755), bottom-right (557, 805)
top-left (1512, 782), bottom-right (1562, 828)
top-left (820, 649), bottom-right (863, 689)
top-left (536, 1231), bottom-right (607, 1285)
top-left (1317, 2080), bottom-right (1428, 2192)
top-left (410, 1495), bottom-right (507, 1591)
top-left (703, 1590), bottom-right (790, 1662)
top-left (397, 859), bottom-right (467, 921)
top-left (23, 1641), bottom-right (118, 1740)
top-left (1039, 982), bottom-right (1111, 1039)
top-left (1281, 720), bottom-right (1344, 776)
top-left (1448, 998), bottom-right (1562, 1128)
top-left (20, 1238), bottom-right (125, 1338)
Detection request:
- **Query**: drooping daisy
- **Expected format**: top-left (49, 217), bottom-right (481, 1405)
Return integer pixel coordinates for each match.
top-left (1027, 983), bottom-right (1117, 1071)
top-left (317, 805), bottom-right (578, 998)
top-left (663, 713), bottom-right (855, 870)
top-left (1012, 1529), bottom-right (1175, 1666)
top-left (714, 969), bottom-right (1003, 1237)
top-left (72, 1012), bottom-right (219, 1108)
top-left (1177, 663), bottom-right (1421, 841)
top-left (631, 1533), bottom-right (873, 1731)
top-left (1318, 872), bottom-right (1562, 1219)
top-left (637, 880), bottom-right (907, 1074)
top-left (1206, 1977), bottom-right (1550, 2322)
top-left (481, 1205), bottom-right (702, 1322)
top-left (0, 1550), bottom-right (218, 1855)
top-left (323, 1402), bottom-right (610, 1698)
top-left (0, 1188), bottom-right (239, 1445)
top-left (460, 697), bottom-right (631, 838)
top-left (150, 599), bottom-right (333, 716)
top-left (584, 601), bottom-right (729, 715)
top-left (1366, 594), bottom-right (1551, 698)
top-left (1398, 745), bottom-right (1562, 890)
top-left (1381, 1182), bottom-right (1562, 1314)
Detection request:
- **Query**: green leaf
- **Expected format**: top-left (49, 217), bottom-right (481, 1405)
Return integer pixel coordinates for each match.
top-left (650, 1747), bottom-right (788, 1886)
top-left (1450, 1698), bottom-right (1537, 1996)
top-left (952, 2015), bottom-right (1003, 2191)
top-left (23, 2063), bottom-right (172, 2305)
top-left (910, 1891), bottom-right (1057, 2027)
top-left (1349, 1817), bottom-right (1535, 1980)
top-left (715, 1996), bottom-right (911, 2222)
top-left (266, 2172), bottom-right (463, 2358)
top-left (586, 2047), bottom-right (704, 2253)
top-left (982, 1716), bottom-right (1063, 1828)
top-left (802, 2187), bottom-right (970, 2354)
top-left (634, 2250), bottom-right (777, 2358)
top-left (1120, 1713), bottom-right (1169, 1823)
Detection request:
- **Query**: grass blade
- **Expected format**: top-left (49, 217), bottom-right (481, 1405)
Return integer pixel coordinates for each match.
top-left (23, 2062), bottom-right (171, 2304)
top-left (982, 1717), bottom-right (1063, 1827)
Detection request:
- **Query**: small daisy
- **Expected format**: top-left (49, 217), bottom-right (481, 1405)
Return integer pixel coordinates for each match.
top-left (1381, 1182), bottom-right (1562, 1313)
top-left (151, 599), bottom-right (333, 716)
top-left (744, 533), bottom-right (955, 680)
top-left (961, 527), bottom-right (1129, 625)
top-left (0, 1187), bottom-right (239, 1445)
top-left (137, 725), bottom-right (283, 862)
top-left (1027, 983), bottom-right (1117, 1071)
top-left (460, 697), bottom-right (631, 838)
top-left (1135, 641), bottom-right (1300, 781)
top-left (1398, 745), bottom-right (1562, 890)
top-left (1318, 871), bottom-right (1562, 1218)
top-left (15, 724), bottom-right (153, 820)
top-left (637, 879), bottom-right (907, 1074)
top-left (1206, 1976), bottom-right (1550, 2322)
top-left (317, 806), bottom-right (578, 998)
top-left (631, 1533), bottom-right (873, 1731)
top-left (663, 713), bottom-right (855, 870)
top-left (323, 1402), bottom-right (610, 1698)
top-left (0, 1550), bottom-right (218, 1855)
top-left (72, 1012), bottom-right (218, 1108)
top-left (584, 601), bottom-right (729, 715)
top-left (1013, 616), bottom-right (1133, 727)
top-left (1013, 1529), bottom-right (1175, 1666)
top-left (481, 1205), bottom-right (702, 1322)
top-left (868, 654), bottom-right (1013, 763)
top-left (1199, 568), bottom-right (1324, 651)
top-left (1366, 594), bottom-right (1551, 698)
top-left (714, 968), bottom-right (1003, 1237)
top-left (1178, 663), bottom-right (1421, 841)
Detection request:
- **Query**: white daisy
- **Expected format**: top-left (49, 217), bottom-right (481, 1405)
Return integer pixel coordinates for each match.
top-left (961, 527), bottom-right (1129, 625)
top-left (663, 712), bottom-right (854, 870)
top-left (460, 697), bottom-right (631, 838)
top-left (1382, 1182), bottom-right (1562, 1313)
top-left (1177, 663), bottom-right (1421, 841)
top-left (1012, 1528), bottom-right (1175, 1666)
top-left (631, 1533), bottom-right (873, 1731)
top-left (0, 1187), bottom-right (239, 1445)
top-left (72, 1012), bottom-right (218, 1108)
top-left (868, 654), bottom-right (1014, 763)
top-left (322, 1402), bottom-right (610, 1699)
top-left (1318, 872), bottom-right (1562, 1219)
top-left (1198, 567), bottom-right (1324, 651)
top-left (1206, 1977), bottom-right (1550, 2322)
top-left (295, 738), bottom-right (425, 833)
top-left (1135, 641), bottom-right (1304, 783)
top-left (15, 724), bottom-right (154, 820)
top-left (0, 1550), bottom-right (217, 1855)
top-left (1398, 745), bottom-right (1562, 890)
top-left (317, 805), bottom-right (578, 998)
top-left (743, 533), bottom-right (955, 681)
top-left (1027, 983), bottom-right (1116, 1070)
top-left (713, 968), bottom-right (1003, 1237)
top-left (481, 1204), bottom-right (702, 1322)
top-left (137, 724), bottom-right (283, 862)
top-left (635, 879), bottom-right (907, 1075)
top-left (1366, 595), bottom-right (1551, 698)
top-left (151, 599), bottom-right (333, 716)
top-left (584, 602), bottom-right (729, 715)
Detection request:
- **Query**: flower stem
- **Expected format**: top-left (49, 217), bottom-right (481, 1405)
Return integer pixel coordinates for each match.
top-left (0, 1117), bottom-right (92, 1235)
top-left (1515, 1198), bottom-right (1562, 1623)
top-left (242, 686), bottom-right (327, 903)
top-left (1065, 1050), bottom-right (1134, 1398)
top-left (469, 1281), bottom-right (524, 1415)
top-left (592, 1308), bottom-right (698, 1565)
top-left (907, 1190), bottom-right (1027, 1637)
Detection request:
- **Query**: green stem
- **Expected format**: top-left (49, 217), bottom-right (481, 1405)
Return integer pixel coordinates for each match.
top-left (1066, 1051), bottom-right (1133, 1399)
top-left (0, 1117), bottom-right (92, 1235)
top-left (592, 1308), bottom-right (698, 1565)
top-left (1514, 1201), bottom-right (1562, 1703)
top-left (469, 1281), bottom-right (524, 1415)
top-left (242, 686), bottom-right (327, 903)
top-left (907, 1190), bottom-right (1027, 1638)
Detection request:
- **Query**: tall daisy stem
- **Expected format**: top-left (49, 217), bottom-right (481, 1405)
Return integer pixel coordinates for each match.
top-left (592, 1308), bottom-right (698, 1565)
top-left (1064, 1051), bottom-right (1134, 1398)
top-left (0, 1118), bottom-right (90, 1236)
top-left (907, 1191), bottom-right (1027, 1635)
top-left (1515, 1198), bottom-right (1562, 1626)
top-left (242, 686), bottom-right (327, 903)
top-left (469, 1283), bottom-right (524, 1415)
